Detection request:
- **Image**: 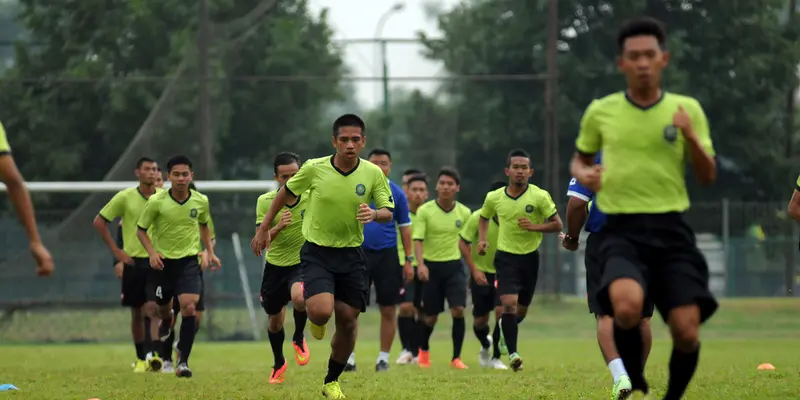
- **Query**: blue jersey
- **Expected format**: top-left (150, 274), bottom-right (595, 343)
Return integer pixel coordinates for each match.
top-left (566, 155), bottom-right (605, 233)
top-left (363, 179), bottom-right (411, 250)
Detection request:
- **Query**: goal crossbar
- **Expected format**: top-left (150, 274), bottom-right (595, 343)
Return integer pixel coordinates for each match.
top-left (0, 180), bottom-right (279, 193)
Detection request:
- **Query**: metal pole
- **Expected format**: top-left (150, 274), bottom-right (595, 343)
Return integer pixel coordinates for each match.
top-left (785, 0), bottom-right (797, 297)
top-left (545, 0), bottom-right (561, 298)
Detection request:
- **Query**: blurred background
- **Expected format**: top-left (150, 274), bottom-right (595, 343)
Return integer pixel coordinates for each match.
top-left (0, 0), bottom-right (799, 343)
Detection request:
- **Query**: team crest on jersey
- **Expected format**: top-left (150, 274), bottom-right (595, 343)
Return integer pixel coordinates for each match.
top-left (355, 184), bottom-right (366, 196)
top-left (455, 219), bottom-right (462, 228)
top-left (663, 125), bottom-right (678, 143)
top-left (189, 208), bottom-right (198, 218)
top-left (525, 204), bottom-right (534, 213)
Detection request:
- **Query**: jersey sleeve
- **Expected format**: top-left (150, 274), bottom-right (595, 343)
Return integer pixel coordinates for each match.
top-left (412, 206), bottom-right (427, 241)
top-left (137, 198), bottom-right (159, 230)
top-left (198, 196), bottom-right (211, 225)
top-left (688, 99), bottom-right (714, 157)
top-left (285, 162), bottom-right (314, 197)
top-left (566, 177), bottom-right (594, 202)
top-left (98, 192), bottom-right (126, 221)
top-left (478, 191), bottom-right (497, 220)
top-left (372, 170), bottom-right (395, 210)
top-left (539, 191), bottom-right (559, 219)
top-left (256, 194), bottom-right (273, 226)
top-left (575, 100), bottom-right (601, 155)
top-left (459, 212), bottom-right (478, 243)
top-left (0, 121), bottom-right (10, 154)
top-left (392, 185), bottom-right (411, 227)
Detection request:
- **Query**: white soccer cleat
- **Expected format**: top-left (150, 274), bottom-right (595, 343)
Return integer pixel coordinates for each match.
top-left (489, 358), bottom-right (509, 370)
top-left (162, 360), bottom-right (175, 373)
top-left (479, 347), bottom-right (492, 368)
top-left (396, 350), bottom-right (414, 365)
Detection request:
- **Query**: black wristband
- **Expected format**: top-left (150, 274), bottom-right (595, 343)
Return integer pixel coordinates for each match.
top-left (564, 234), bottom-right (579, 244)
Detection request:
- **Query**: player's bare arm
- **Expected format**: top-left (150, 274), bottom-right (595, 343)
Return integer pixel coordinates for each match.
top-left (570, 153), bottom-right (603, 192)
top-left (518, 214), bottom-right (563, 233)
top-left (459, 238), bottom-right (486, 285)
top-left (563, 196), bottom-right (588, 251)
top-left (477, 217), bottom-right (490, 255)
top-left (136, 227), bottom-right (163, 270)
top-left (788, 189), bottom-right (800, 222)
top-left (199, 224), bottom-right (220, 270)
top-left (399, 225), bottom-right (414, 282)
top-left (674, 105), bottom-right (716, 185)
top-left (252, 185), bottom-right (297, 255)
top-left (93, 215), bottom-right (133, 265)
top-left (0, 155), bottom-right (53, 276)
top-left (413, 239), bottom-right (428, 281)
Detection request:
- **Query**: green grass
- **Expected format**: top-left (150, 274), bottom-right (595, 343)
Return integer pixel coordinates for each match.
top-left (1, 298), bottom-right (799, 399)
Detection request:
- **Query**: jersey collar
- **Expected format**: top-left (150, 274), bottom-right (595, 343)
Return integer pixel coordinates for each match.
top-left (330, 154), bottom-right (360, 177)
top-left (504, 184), bottom-right (529, 200)
top-left (168, 189), bottom-right (192, 205)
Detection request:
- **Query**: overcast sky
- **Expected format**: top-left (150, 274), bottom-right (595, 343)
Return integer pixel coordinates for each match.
top-left (307, 0), bottom-right (459, 108)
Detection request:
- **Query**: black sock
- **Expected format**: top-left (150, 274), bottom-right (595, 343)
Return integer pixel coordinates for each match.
top-left (664, 343), bottom-right (700, 400)
top-left (419, 322), bottom-right (434, 351)
top-left (268, 328), bottom-right (286, 369)
top-left (452, 317), bottom-right (465, 360)
top-left (473, 324), bottom-right (491, 349)
top-left (293, 309), bottom-right (307, 345)
top-left (134, 341), bottom-right (146, 360)
top-left (501, 313), bottom-right (519, 354)
top-left (411, 319), bottom-right (422, 356)
top-left (491, 322), bottom-right (502, 359)
top-left (162, 329), bottom-right (175, 361)
top-left (177, 316), bottom-right (197, 365)
top-left (144, 317), bottom-right (152, 342)
top-left (159, 313), bottom-right (173, 341)
top-left (149, 339), bottom-right (162, 359)
top-left (614, 322), bottom-right (648, 393)
top-left (398, 316), bottom-right (414, 351)
top-left (324, 358), bottom-right (346, 384)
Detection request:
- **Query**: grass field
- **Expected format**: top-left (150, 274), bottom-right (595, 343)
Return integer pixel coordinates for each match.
top-left (1, 298), bottom-right (799, 399)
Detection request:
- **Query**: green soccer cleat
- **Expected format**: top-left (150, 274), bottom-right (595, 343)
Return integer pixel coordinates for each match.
top-left (509, 352), bottom-right (523, 372)
top-left (322, 381), bottom-right (346, 399)
top-left (611, 375), bottom-right (633, 400)
top-left (499, 336), bottom-right (508, 355)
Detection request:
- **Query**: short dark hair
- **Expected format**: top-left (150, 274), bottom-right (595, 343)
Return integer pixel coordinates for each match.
top-left (489, 181), bottom-right (506, 192)
top-left (332, 114), bottom-right (365, 137)
top-left (407, 174), bottom-right (428, 186)
top-left (273, 152), bottom-right (301, 175)
top-left (403, 168), bottom-right (422, 176)
top-left (437, 166), bottom-right (461, 185)
top-left (617, 17), bottom-right (667, 52)
top-left (166, 154), bottom-right (193, 172)
top-left (507, 149), bottom-right (531, 166)
top-left (156, 166), bottom-right (162, 173)
top-left (136, 157), bottom-right (155, 169)
top-left (188, 183), bottom-right (197, 191)
top-left (367, 148), bottom-right (391, 160)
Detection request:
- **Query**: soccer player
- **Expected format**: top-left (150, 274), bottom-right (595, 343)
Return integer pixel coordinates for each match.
top-left (571, 17), bottom-right (717, 399)
top-left (395, 173), bottom-right (429, 365)
top-left (347, 148), bottom-right (413, 372)
top-left (413, 167), bottom-right (471, 370)
top-left (562, 153), bottom-right (653, 399)
top-left (154, 166), bottom-right (164, 188)
top-left (0, 122), bottom-right (53, 276)
top-left (460, 180), bottom-right (508, 370)
top-left (478, 149), bottom-right (563, 372)
top-left (137, 154), bottom-right (221, 378)
top-left (251, 114), bottom-right (393, 399)
top-left (255, 152), bottom-right (310, 384)
top-left (92, 157), bottom-right (163, 372)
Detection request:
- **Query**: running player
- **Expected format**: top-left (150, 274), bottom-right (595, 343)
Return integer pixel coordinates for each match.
top-left (395, 172), bottom-right (428, 365)
top-left (137, 154), bottom-right (221, 378)
top-left (460, 180), bottom-right (508, 370)
top-left (0, 121), bottom-right (53, 276)
top-left (571, 17), bottom-right (717, 398)
top-left (414, 167), bottom-right (471, 370)
top-left (256, 152), bottom-right (310, 384)
top-left (92, 157), bottom-right (163, 372)
top-left (345, 148), bottom-right (413, 372)
top-left (251, 114), bottom-right (393, 399)
top-left (562, 153), bottom-right (653, 399)
top-left (478, 149), bottom-right (562, 372)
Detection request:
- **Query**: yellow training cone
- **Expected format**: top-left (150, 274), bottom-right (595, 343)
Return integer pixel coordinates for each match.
top-left (757, 363), bottom-right (775, 370)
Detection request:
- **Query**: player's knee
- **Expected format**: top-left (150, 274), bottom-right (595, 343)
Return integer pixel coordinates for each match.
top-left (668, 306), bottom-right (700, 350)
top-left (180, 302), bottom-right (197, 317)
top-left (501, 303), bottom-right (517, 314)
top-left (612, 300), bottom-right (643, 329)
top-left (423, 315), bottom-right (438, 326)
top-left (450, 306), bottom-right (464, 318)
top-left (473, 315), bottom-right (489, 328)
top-left (379, 305), bottom-right (396, 319)
top-left (131, 307), bottom-right (145, 320)
top-left (267, 315), bottom-right (284, 332)
top-left (640, 318), bottom-right (653, 336)
top-left (398, 303), bottom-right (414, 317)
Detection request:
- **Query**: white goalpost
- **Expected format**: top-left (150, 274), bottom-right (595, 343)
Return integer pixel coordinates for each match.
top-left (2, 180), bottom-right (278, 341)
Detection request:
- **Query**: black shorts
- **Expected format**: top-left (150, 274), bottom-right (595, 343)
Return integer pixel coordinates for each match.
top-left (421, 260), bottom-right (467, 315)
top-left (470, 272), bottom-right (500, 317)
top-left (301, 241), bottom-right (368, 312)
top-left (171, 271), bottom-right (206, 313)
top-left (121, 258), bottom-right (158, 308)
top-left (154, 256), bottom-right (203, 306)
top-left (585, 233), bottom-right (653, 317)
top-left (364, 247), bottom-right (404, 306)
top-left (400, 268), bottom-right (423, 309)
top-left (595, 213), bottom-right (718, 323)
top-left (260, 262), bottom-right (303, 315)
top-left (494, 250), bottom-right (539, 307)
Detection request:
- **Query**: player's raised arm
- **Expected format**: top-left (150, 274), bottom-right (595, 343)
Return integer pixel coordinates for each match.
top-left (571, 101), bottom-right (603, 191)
top-left (93, 192), bottom-right (133, 265)
top-left (678, 101), bottom-right (716, 185)
top-left (0, 123), bottom-right (53, 276)
top-left (253, 162), bottom-right (309, 255)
